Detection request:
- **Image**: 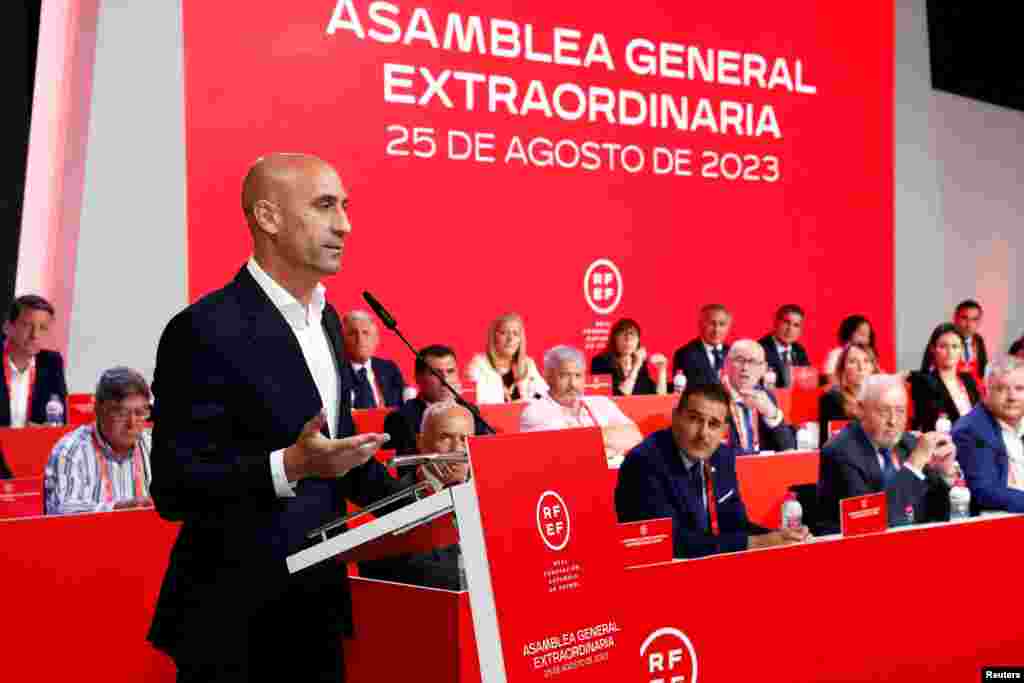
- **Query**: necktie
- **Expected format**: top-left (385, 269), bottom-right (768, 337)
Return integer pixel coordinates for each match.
top-left (354, 367), bottom-right (376, 409)
top-left (879, 447), bottom-right (895, 485)
top-left (691, 464), bottom-right (709, 533)
top-left (740, 403), bottom-right (755, 452)
top-left (780, 349), bottom-right (791, 388)
top-left (963, 339), bottom-right (972, 362)
top-left (712, 346), bottom-right (724, 373)
top-left (702, 462), bottom-right (718, 535)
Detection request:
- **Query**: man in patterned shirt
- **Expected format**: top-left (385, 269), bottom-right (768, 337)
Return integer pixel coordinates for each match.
top-left (44, 367), bottom-right (153, 514)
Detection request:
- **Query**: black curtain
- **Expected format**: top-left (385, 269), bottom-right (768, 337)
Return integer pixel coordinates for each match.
top-left (1, 1), bottom-right (43, 317)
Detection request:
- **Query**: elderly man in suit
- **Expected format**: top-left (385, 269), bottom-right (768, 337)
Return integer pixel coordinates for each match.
top-left (953, 355), bottom-right (1024, 513)
top-left (147, 153), bottom-right (404, 682)
top-left (758, 304), bottom-right (811, 389)
top-left (817, 374), bottom-right (958, 533)
top-left (341, 310), bottom-right (406, 408)
top-left (720, 339), bottom-right (796, 453)
top-left (616, 382), bottom-right (809, 558)
top-left (672, 304), bottom-right (732, 387)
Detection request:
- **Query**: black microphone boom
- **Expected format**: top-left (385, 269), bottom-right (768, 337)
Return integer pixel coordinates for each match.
top-left (360, 290), bottom-right (496, 435)
top-left (362, 291), bottom-right (397, 330)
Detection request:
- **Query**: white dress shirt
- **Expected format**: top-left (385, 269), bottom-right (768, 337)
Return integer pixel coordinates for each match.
top-left (7, 355), bottom-right (35, 428)
top-left (247, 258), bottom-right (339, 498)
top-left (519, 395), bottom-right (633, 432)
top-left (997, 418), bottom-right (1024, 490)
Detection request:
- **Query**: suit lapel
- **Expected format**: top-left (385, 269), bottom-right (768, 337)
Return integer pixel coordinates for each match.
top-left (851, 423), bottom-right (883, 489)
top-left (322, 304), bottom-right (353, 436)
top-left (231, 267), bottom-right (324, 426)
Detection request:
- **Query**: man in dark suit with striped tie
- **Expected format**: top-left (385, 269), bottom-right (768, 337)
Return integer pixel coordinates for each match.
top-left (758, 304), bottom-right (811, 389)
top-left (672, 304), bottom-right (732, 388)
top-left (817, 374), bottom-right (957, 534)
top-left (341, 310), bottom-right (406, 408)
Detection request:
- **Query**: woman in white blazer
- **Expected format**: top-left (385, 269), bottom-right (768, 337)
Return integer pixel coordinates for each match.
top-left (466, 312), bottom-right (548, 404)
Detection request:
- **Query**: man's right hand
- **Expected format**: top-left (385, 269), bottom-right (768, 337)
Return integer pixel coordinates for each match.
top-left (748, 526), bottom-right (810, 549)
top-left (283, 412), bottom-right (390, 481)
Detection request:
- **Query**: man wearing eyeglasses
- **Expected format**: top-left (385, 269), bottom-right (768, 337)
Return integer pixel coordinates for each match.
top-left (44, 367), bottom-right (152, 514)
top-left (816, 374), bottom-right (958, 534)
top-left (721, 340), bottom-right (796, 453)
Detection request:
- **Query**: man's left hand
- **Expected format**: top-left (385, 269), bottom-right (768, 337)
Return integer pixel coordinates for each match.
top-left (742, 390), bottom-right (778, 419)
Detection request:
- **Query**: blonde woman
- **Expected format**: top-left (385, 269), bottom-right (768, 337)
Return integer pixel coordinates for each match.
top-left (466, 313), bottom-right (547, 404)
top-left (818, 343), bottom-right (878, 446)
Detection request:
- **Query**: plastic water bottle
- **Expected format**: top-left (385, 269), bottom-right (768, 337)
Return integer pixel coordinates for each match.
top-left (781, 492), bottom-right (803, 529)
top-left (45, 394), bottom-right (64, 426)
top-left (935, 412), bottom-right (952, 434)
top-left (903, 504), bottom-right (915, 526)
top-left (795, 423), bottom-right (817, 451)
top-left (949, 479), bottom-right (971, 520)
top-left (672, 370), bottom-right (687, 394)
top-left (763, 368), bottom-right (777, 390)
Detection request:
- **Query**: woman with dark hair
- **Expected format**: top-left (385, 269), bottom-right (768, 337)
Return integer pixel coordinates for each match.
top-left (818, 343), bottom-right (878, 446)
top-left (822, 315), bottom-right (878, 384)
top-left (590, 318), bottom-right (668, 395)
top-left (908, 322), bottom-right (981, 432)
top-left (1009, 337), bottom-right (1024, 359)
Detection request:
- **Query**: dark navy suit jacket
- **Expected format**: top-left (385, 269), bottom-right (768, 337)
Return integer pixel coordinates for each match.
top-left (757, 335), bottom-right (810, 389)
top-left (817, 422), bottom-right (949, 533)
top-left (672, 338), bottom-right (728, 388)
top-left (0, 344), bottom-right (67, 426)
top-left (615, 428), bottom-right (768, 558)
top-left (146, 267), bottom-right (404, 664)
top-left (344, 357), bottom-right (405, 408)
top-left (953, 403), bottom-right (1024, 513)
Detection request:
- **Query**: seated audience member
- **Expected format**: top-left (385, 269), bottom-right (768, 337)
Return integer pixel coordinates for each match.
top-left (817, 375), bottom-right (958, 533)
top-left (952, 355), bottom-right (1024, 513)
top-left (1009, 337), bottom-right (1024, 360)
top-left (909, 323), bottom-right (981, 432)
top-left (1, 295), bottom-right (68, 427)
top-left (44, 368), bottom-right (153, 515)
top-left (758, 304), bottom-right (811, 389)
top-left (615, 382), bottom-right (810, 559)
top-left (590, 318), bottom-right (668, 395)
top-left (720, 340), bottom-right (796, 453)
top-left (342, 310), bottom-right (406, 408)
top-left (466, 312), bottom-right (547, 404)
top-left (822, 314), bottom-right (878, 385)
top-left (521, 346), bottom-right (642, 462)
top-left (818, 343), bottom-right (878, 447)
top-left (359, 400), bottom-right (472, 590)
top-left (672, 304), bottom-right (732, 387)
top-left (383, 344), bottom-right (489, 461)
top-left (0, 445), bottom-right (11, 479)
top-left (951, 299), bottom-right (988, 378)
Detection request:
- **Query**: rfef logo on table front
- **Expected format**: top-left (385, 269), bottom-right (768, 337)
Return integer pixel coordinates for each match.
top-left (536, 490), bottom-right (571, 550)
top-left (583, 258), bottom-right (622, 315)
top-left (640, 627), bottom-right (698, 683)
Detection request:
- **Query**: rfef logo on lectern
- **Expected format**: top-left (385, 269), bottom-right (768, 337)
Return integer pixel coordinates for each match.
top-left (640, 627), bottom-right (698, 683)
top-left (536, 490), bottom-right (571, 550)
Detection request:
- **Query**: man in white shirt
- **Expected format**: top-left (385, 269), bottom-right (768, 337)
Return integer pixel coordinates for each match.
top-left (1, 295), bottom-right (68, 427)
top-left (45, 367), bottom-right (153, 515)
top-left (520, 345), bottom-right (642, 463)
top-left (341, 310), bottom-right (406, 408)
top-left (147, 153), bottom-right (402, 682)
top-left (953, 355), bottom-right (1024, 513)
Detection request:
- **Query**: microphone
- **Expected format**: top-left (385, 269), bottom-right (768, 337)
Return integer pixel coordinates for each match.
top-left (362, 291), bottom-right (397, 330)
top-left (388, 452), bottom-right (469, 469)
top-left (359, 291), bottom-right (496, 435)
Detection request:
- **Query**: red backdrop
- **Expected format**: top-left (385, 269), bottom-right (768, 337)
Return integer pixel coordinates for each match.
top-left (183, 0), bottom-right (893, 375)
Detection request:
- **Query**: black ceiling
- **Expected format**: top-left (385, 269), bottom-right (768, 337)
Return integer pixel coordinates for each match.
top-left (927, 2), bottom-right (1024, 112)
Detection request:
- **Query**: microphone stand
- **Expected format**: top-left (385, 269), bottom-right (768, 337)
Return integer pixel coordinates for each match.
top-left (363, 292), bottom-right (496, 435)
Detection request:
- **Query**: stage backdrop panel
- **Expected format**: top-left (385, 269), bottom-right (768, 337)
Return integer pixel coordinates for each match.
top-left (183, 0), bottom-right (893, 374)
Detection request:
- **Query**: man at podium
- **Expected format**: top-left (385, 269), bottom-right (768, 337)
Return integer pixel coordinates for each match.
top-left (147, 154), bottom-right (402, 682)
